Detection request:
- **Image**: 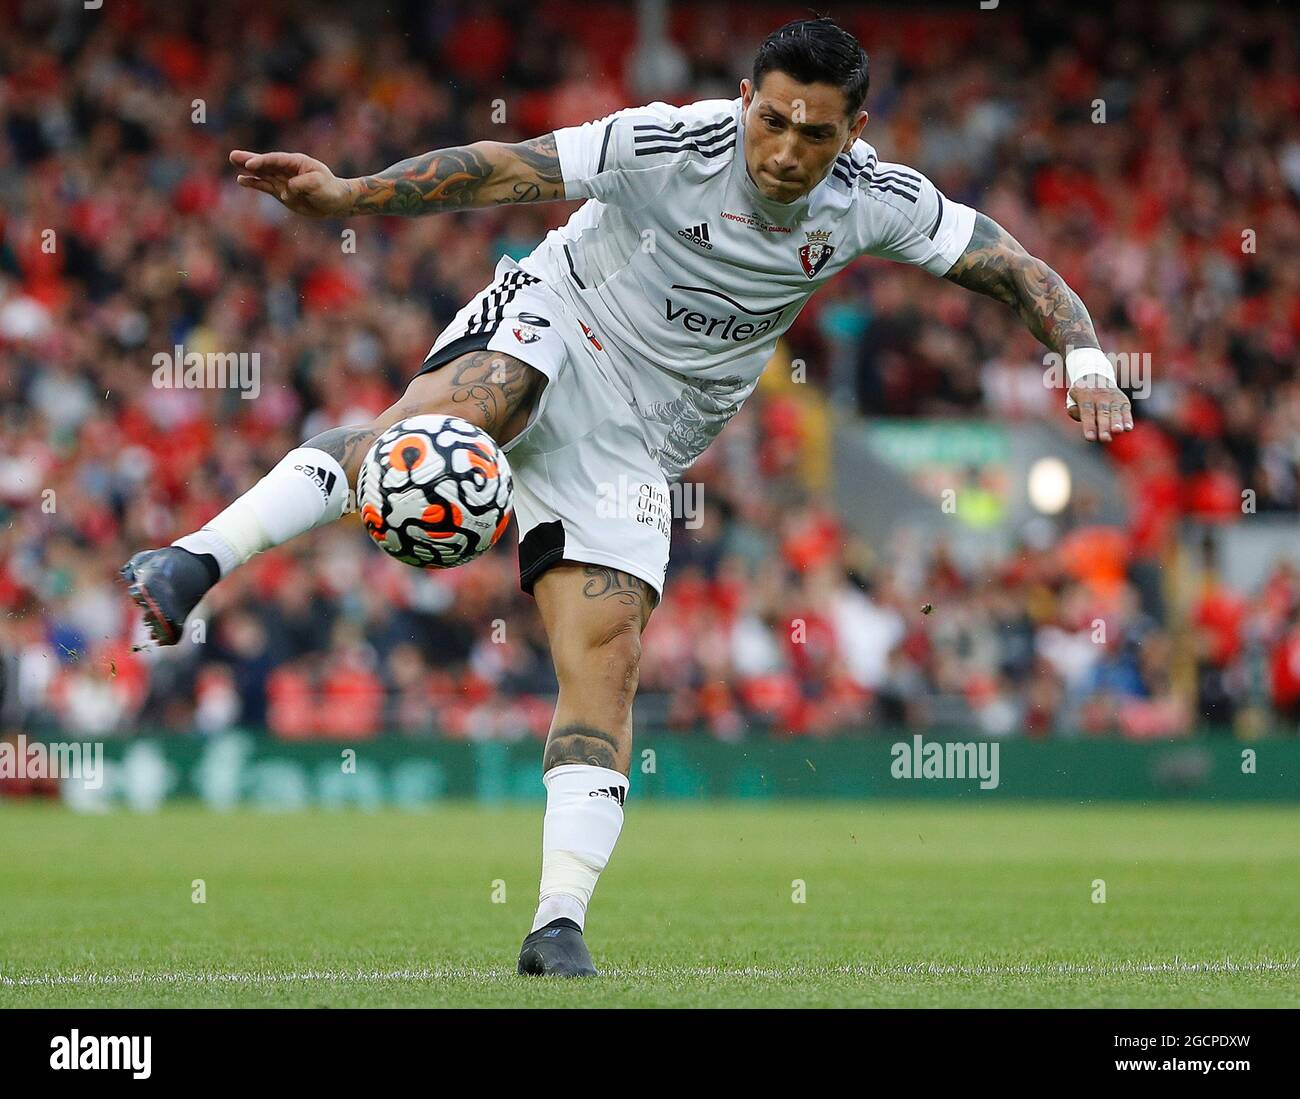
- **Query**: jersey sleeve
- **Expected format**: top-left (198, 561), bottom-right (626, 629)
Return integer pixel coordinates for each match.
top-left (857, 162), bottom-right (977, 276)
top-left (553, 101), bottom-right (723, 208)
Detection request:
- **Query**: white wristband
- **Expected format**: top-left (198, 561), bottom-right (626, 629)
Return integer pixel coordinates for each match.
top-left (1064, 347), bottom-right (1116, 409)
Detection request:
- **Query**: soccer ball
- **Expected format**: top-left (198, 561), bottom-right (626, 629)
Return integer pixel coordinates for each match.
top-left (356, 414), bottom-right (513, 568)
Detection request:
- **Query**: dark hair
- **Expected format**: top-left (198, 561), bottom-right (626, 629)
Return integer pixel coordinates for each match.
top-left (752, 17), bottom-right (869, 115)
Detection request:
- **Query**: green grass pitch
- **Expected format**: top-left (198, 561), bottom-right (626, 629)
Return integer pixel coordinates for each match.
top-left (1, 801), bottom-right (1296, 1007)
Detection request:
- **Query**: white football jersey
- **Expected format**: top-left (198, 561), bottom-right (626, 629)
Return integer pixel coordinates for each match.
top-left (519, 97), bottom-right (977, 482)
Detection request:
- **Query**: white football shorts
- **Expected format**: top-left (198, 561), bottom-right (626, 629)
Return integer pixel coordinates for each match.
top-left (416, 256), bottom-right (671, 600)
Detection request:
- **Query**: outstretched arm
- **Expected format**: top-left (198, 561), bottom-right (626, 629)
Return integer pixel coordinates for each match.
top-left (229, 134), bottom-right (565, 218)
top-left (944, 213), bottom-right (1133, 443)
top-left (347, 135), bottom-right (565, 213)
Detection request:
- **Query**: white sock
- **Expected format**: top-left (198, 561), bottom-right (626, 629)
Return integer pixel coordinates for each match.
top-left (530, 764), bottom-right (628, 933)
top-left (173, 447), bottom-right (350, 576)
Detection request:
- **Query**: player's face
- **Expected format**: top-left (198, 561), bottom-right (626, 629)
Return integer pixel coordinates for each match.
top-left (740, 73), bottom-right (868, 203)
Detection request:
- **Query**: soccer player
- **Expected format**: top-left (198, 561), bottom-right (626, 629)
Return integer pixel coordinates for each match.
top-left (122, 17), bottom-right (1132, 976)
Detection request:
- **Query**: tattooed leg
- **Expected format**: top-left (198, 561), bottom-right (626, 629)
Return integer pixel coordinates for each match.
top-left (163, 350), bottom-right (543, 589)
top-left (306, 350), bottom-right (546, 483)
top-left (543, 724), bottom-right (624, 772)
top-left (524, 563), bottom-right (656, 945)
top-left (534, 563), bottom-right (657, 776)
top-left (437, 349), bottom-right (546, 441)
top-left (305, 424), bottom-right (388, 483)
top-left (578, 564), bottom-right (659, 625)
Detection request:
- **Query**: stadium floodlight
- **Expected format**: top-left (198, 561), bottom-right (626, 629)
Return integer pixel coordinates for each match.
top-left (1028, 456), bottom-right (1072, 515)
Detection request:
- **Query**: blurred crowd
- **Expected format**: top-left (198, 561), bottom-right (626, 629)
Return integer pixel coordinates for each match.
top-left (1, 0), bottom-right (1298, 742)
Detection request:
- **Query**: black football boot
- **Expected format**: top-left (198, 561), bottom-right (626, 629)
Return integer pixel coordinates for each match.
top-left (120, 546), bottom-right (220, 646)
top-left (517, 918), bottom-right (598, 978)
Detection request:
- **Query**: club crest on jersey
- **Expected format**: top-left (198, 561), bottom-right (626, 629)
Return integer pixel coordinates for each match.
top-left (512, 321), bottom-right (542, 344)
top-left (799, 229), bottom-right (835, 279)
top-left (579, 319), bottom-right (604, 351)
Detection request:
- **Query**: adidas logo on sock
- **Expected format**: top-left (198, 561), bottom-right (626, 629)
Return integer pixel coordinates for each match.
top-left (588, 785), bottom-right (627, 806)
top-left (294, 463), bottom-right (338, 502)
top-left (676, 222), bottom-right (712, 250)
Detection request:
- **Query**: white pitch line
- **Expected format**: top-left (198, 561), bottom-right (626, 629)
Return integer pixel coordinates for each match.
top-left (2, 959), bottom-right (1297, 987)
top-left (656, 960), bottom-right (1300, 980)
top-left (0, 969), bottom-right (496, 987)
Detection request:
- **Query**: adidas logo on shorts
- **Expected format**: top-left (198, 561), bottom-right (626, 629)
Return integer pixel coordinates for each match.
top-left (677, 222), bottom-right (713, 250)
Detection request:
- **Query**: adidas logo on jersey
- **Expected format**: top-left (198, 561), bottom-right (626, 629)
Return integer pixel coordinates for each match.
top-left (677, 222), bottom-right (713, 250)
top-left (294, 463), bottom-right (338, 502)
top-left (589, 785), bottom-right (627, 806)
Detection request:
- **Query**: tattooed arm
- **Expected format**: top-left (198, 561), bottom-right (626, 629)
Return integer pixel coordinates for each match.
top-left (943, 212), bottom-right (1133, 442)
top-left (229, 134), bottom-right (565, 218)
top-left (347, 135), bottom-right (565, 213)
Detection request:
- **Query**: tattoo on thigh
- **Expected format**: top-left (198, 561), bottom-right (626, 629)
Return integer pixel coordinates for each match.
top-left (446, 351), bottom-right (537, 434)
top-left (543, 723), bottom-right (623, 771)
top-left (580, 565), bottom-right (654, 612)
top-left (307, 425), bottom-right (379, 472)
